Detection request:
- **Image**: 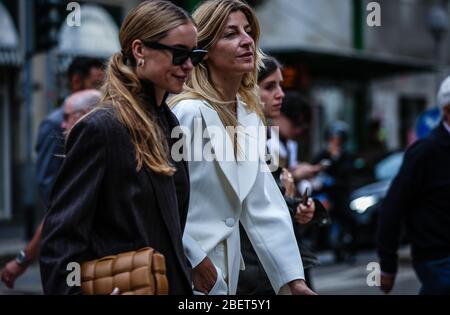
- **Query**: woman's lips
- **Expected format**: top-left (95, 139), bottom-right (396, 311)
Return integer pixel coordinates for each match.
top-left (239, 52), bottom-right (253, 57)
top-left (273, 102), bottom-right (282, 108)
top-left (174, 75), bottom-right (187, 82)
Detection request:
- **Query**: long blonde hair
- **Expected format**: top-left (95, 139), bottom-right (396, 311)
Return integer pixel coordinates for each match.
top-left (100, 0), bottom-right (192, 175)
top-left (169, 0), bottom-right (265, 131)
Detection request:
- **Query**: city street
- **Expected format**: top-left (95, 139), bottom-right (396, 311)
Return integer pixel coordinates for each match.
top-left (0, 264), bottom-right (42, 295)
top-left (0, 247), bottom-right (420, 295)
top-left (0, 233), bottom-right (43, 295)
top-left (311, 247), bottom-right (420, 295)
top-left (0, 0), bottom-right (445, 298)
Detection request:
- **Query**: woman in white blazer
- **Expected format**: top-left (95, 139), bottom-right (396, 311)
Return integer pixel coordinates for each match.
top-left (169, 0), bottom-right (316, 295)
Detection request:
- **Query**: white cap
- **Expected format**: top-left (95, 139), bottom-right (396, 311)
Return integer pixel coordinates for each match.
top-left (437, 76), bottom-right (450, 111)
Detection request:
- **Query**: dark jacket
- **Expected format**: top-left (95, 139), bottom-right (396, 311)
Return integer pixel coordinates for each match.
top-left (39, 85), bottom-right (192, 295)
top-left (35, 106), bottom-right (65, 207)
top-left (312, 149), bottom-right (354, 219)
top-left (377, 122), bottom-right (450, 274)
top-left (237, 166), bottom-right (326, 295)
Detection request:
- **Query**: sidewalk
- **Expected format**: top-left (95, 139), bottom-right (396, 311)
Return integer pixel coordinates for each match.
top-left (311, 246), bottom-right (419, 295)
top-left (315, 245), bottom-right (413, 266)
top-left (1, 226), bottom-right (414, 296)
top-left (0, 225), bottom-right (43, 295)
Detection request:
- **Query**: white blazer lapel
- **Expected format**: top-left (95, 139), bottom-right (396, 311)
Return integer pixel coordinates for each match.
top-left (236, 99), bottom-right (260, 201)
top-left (199, 103), bottom-right (240, 200)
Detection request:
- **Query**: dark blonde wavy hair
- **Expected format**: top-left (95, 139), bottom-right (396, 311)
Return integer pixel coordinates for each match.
top-left (169, 0), bottom-right (265, 131)
top-left (100, 0), bottom-right (193, 175)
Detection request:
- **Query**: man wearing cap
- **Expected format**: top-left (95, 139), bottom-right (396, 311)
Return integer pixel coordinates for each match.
top-left (377, 76), bottom-right (450, 295)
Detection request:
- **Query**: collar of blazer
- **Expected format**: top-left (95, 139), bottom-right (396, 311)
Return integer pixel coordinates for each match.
top-left (198, 97), bottom-right (260, 202)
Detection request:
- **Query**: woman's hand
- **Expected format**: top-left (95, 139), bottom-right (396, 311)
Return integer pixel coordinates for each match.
top-left (289, 279), bottom-right (317, 295)
top-left (292, 163), bottom-right (322, 181)
top-left (294, 198), bottom-right (315, 225)
top-left (192, 256), bottom-right (217, 294)
top-left (380, 273), bottom-right (396, 294)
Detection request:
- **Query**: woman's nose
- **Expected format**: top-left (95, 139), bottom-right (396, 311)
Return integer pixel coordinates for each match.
top-left (276, 87), bottom-right (285, 99)
top-left (240, 32), bottom-right (254, 47)
top-left (182, 58), bottom-right (194, 71)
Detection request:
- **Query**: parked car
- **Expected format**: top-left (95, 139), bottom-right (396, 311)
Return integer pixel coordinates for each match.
top-left (349, 151), bottom-right (404, 247)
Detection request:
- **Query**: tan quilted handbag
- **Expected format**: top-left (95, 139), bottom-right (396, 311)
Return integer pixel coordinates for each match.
top-left (81, 247), bottom-right (169, 295)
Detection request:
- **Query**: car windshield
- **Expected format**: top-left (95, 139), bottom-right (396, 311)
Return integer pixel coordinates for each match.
top-left (374, 152), bottom-right (404, 181)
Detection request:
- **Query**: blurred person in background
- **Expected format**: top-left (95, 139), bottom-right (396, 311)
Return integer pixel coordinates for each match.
top-left (312, 121), bottom-right (356, 263)
top-left (377, 75), bottom-right (450, 295)
top-left (0, 57), bottom-right (104, 290)
top-left (237, 56), bottom-right (326, 294)
top-left (268, 92), bottom-right (323, 182)
top-left (355, 118), bottom-right (388, 185)
top-left (0, 90), bottom-right (102, 289)
top-left (37, 57), bottom-right (105, 207)
top-left (61, 90), bottom-right (103, 134)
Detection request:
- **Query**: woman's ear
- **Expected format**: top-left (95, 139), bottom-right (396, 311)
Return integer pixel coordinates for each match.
top-left (131, 39), bottom-right (145, 62)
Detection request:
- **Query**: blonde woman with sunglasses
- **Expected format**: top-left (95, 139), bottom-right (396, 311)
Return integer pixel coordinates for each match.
top-left (40, 1), bottom-right (206, 295)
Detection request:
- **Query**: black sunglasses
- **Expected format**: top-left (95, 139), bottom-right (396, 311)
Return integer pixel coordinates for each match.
top-left (143, 41), bottom-right (207, 66)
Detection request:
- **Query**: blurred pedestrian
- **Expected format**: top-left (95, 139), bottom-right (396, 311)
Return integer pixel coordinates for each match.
top-left (36, 57), bottom-right (104, 207)
top-left (268, 92), bottom-right (323, 181)
top-left (61, 90), bottom-right (102, 134)
top-left (0, 58), bottom-right (104, 290)
top-left (39, 0), bottom-right (205, 294)
top-left (312, 121), bottom-right (356, 263)
top-left (0, 90), bottom-right (102, 290)
top-left (237, 56), bottom-right (325, 294)
top-left (358, 119), bottom-right (388, 177)
top-left (377, 75), bottom-right (450, 295)
top-left (170, 0), bottom-right (315, 295)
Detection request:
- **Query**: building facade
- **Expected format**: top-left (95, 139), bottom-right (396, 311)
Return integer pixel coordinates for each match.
top-left (256, 0), bottom-right (443, 157)
top-left (0, 0), bottom-right (139, 228)
top-left (1, 0), bottom-right (449, 227)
